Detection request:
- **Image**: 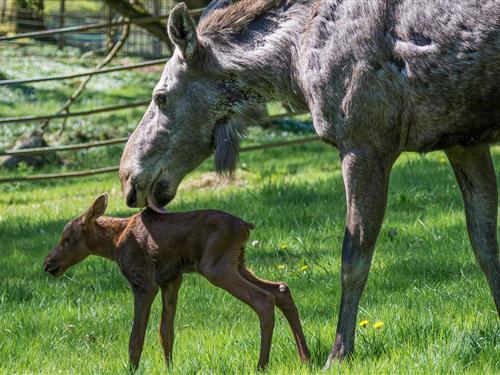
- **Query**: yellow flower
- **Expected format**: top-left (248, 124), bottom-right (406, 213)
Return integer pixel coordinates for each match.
top-left (373, 321), bottom-right (384, 329)
top-left (438, 155), bottom-right (447, 165)
top-left (277, 264), bottom-right (286, 270)
top-left (300, 265), bottom-right (309, 272)
top-left (359, 320), bottom-right (369, 328)
top-left (279, 243), bottom-right (289, 250)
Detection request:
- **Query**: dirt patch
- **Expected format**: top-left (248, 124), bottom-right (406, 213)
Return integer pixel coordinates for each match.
top-left (180, 170), bottom-right (251, 190)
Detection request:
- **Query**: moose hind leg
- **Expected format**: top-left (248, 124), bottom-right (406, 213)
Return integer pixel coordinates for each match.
top-left (238, 266), bottom-right (311, 361)
top-left (202, 265), bottom-right (276, 369)
top-left (445, 144), bottom-right (500, 316)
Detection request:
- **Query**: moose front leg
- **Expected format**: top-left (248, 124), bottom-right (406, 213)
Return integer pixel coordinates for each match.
top-left (129, 288), bottom-right (158, 371)
top-left (159, 276), bottom-right (183, 366)
top-left (324, 148), bottom-right (394, 369)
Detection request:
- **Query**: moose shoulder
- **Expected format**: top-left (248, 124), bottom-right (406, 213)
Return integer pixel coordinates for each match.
top-left (119, 0), bottom-right (500, 368)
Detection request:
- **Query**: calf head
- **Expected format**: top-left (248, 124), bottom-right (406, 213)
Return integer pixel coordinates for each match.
top-left (43, 194), bottom-right (108, 277)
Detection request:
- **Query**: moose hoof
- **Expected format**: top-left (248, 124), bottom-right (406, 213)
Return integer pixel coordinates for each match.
top-left (322, 345), bottom-right (352, 371)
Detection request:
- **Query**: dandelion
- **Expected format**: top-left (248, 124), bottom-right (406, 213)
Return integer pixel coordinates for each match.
top-left (439, 155), bottom-right (447, 165)
top-left (373, 321), bottom-right (384, 329)
top-left (279, 243), bottom-right (289, 250)
top-left (300, 265), bottom-right (309, 272)
top-left (359, 320), bottom-right (369, 328)
top-left (277, 264), bottom-right (286, 270)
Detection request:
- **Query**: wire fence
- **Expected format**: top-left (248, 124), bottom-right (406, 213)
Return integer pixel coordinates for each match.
top-left (0, 4), bottom-right (314, 185)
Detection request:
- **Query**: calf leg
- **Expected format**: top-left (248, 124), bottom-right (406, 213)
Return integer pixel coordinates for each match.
top-left (202, 265), bottom-right (275, 369)
top-left (324, 149), bottom-right (393, 369)
top-left (238, 266), bottom-right (310, 362)
top-left (159, 276), bottom-right (183, 366)
top-left (129, 289), bottom-right (158, 371)
top-left (445, 144), bottom-right (500, 316)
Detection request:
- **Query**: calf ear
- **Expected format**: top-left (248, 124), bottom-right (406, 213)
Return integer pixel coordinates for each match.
top-left (168, 3), bottom-right (198, 60)
top-left (83, 194), bottom-right (108, 227)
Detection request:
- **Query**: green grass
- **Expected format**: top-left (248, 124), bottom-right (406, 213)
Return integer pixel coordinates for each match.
top-left (1, 146), bottom-right (499, 374)
top-left (0, 44), bottom-right (499, 374)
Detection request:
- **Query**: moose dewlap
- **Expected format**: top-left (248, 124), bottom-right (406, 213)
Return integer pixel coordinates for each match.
top-left (43, 194), bottom-right (310, 370)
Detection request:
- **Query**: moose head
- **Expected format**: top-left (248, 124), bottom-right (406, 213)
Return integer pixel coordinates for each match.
top-left (119, 1), bottom-right (270, 212)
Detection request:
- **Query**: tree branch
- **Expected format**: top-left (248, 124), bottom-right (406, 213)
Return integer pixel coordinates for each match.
top-left (41, 19), bottom-right (131, 134)
top-left (104, 0), bottom-right (173, 54)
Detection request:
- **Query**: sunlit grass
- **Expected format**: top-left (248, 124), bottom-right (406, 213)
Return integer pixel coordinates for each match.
top-left (0, 145), bottom-right (499, 374)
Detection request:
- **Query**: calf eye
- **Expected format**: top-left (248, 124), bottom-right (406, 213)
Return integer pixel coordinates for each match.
top-left (154, 92), bottom-right (167, 107)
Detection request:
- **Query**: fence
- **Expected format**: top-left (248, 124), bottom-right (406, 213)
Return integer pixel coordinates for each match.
top-left (0, 3), bottom-right (315, 185)
top-left (0, 1), bottom-right (204, 57)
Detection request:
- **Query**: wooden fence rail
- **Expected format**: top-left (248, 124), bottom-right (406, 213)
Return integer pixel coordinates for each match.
top-left (0, 58), bottom-right (169, 86)
top-left (0, 136), bottom-right (319, 183)
top-left (0, 112), bottom-right (310, 156)
top-left (0, 137), bottom-right (129, 157)
top-left (0, 100), bottom-right (150, 125)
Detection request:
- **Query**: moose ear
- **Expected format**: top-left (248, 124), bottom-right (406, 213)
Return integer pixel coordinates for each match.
top-left (168, 3), bottom-right (198, 60)
top-left (83, 194), bottom-right (108, 227)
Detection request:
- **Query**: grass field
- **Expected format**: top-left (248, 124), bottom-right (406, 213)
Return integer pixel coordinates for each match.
top-left (1, 146), bottom-right (499, 374)
top-left (1, 45), bottom-right (499, 374)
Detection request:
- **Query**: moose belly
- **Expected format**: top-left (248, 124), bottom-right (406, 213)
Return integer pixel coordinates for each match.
top-left (412, 126), bottom-right (500, 153)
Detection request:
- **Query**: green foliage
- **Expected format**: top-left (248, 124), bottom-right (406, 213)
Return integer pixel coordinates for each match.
top-left (15, 0), bottom-right (44, 12)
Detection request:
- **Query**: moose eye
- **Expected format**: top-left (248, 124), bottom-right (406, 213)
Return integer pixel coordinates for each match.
top-left (154, 92), bottom-right (168, 107)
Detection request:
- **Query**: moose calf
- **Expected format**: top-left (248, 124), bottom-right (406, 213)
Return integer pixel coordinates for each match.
top-left (43, 194), bottom-right (310, 370)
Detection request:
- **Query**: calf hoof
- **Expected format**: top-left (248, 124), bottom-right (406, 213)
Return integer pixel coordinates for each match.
top-left (256, 364), bottom-right (267, 372)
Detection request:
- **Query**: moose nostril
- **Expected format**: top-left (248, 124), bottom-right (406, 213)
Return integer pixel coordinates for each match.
top-left (126, 184), bottom-right (138, 208)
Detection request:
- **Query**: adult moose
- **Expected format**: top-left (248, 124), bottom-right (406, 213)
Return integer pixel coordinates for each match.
top-left (119, 0), bottom-right (500, 368)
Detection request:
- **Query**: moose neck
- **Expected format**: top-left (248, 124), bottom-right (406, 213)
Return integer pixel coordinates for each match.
top-left (207, 1), bottom-right (312, 111)
top-left (92, 217), bottom-right (130, 261)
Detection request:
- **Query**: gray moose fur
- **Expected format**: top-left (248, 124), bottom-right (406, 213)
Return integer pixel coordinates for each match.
top-left (120, 0), bottom-right (500, 367)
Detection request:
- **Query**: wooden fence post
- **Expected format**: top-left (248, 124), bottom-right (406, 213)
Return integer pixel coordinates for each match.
top-left (0, 0), bottom-right (7, 23)
top-left (153, 0), bottom-right (161, 57)
top-left (58, 0), bottom-right (65, 49)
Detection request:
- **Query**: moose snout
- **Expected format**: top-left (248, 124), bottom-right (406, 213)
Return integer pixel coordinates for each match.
top-left (43, 256), bottom-right (61, 277)
top-left (122, 175), bottom-right (148, 208)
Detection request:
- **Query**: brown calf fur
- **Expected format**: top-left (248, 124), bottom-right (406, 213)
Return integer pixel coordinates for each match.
top-left (43, 194), bottom-right (310, 370)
